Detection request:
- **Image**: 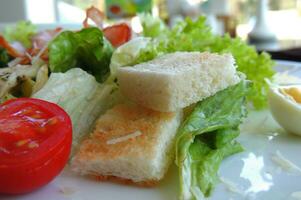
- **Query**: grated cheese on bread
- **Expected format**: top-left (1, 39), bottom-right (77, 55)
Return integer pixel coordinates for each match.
top-left (117, 52), bottom-right (240, 112)
top-left (71, 103), bottom-right (182, 185)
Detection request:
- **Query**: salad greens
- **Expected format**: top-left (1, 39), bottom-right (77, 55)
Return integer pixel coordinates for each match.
top-left (128, 16), bottom-right (273, 109)
top-left (0, 60), bottom-right (45, 102)
top-left (0, 14), bottom-right (272, 199)
top-left (49, 27), bottom-right (113, 83)
top-left (176, 81), bottom-right (250, 199)
top-left (139, 13), bottom-right (168, 38)
top-left (109, 37), bottom-right (151, 80)
top-left (0, 47), bottom-right (11, 68)
top-left (33, 68), bottom-right (118, 153)
top-left (3, 21), bottom-right (37, 48)
top-left (188, 140), bottom-right (243, 198)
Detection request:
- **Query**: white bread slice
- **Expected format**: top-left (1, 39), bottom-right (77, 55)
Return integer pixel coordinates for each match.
top-left (117, 52), bottom-right (240, 112)
top-left (71, 103), bottom-right (182, 185)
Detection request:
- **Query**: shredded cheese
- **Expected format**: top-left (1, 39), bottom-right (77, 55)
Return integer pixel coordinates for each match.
top-left (271, 150), bottom-right (301, 174)
top-left (59, 186), bottom-right (76, 196)
top-left (220, 176), bottom-right (245, 196)
top-left (106, 131), bottom-right (142, 145)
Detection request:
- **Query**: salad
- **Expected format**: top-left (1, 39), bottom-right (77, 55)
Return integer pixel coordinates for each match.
top-left (0, 6), bottom-right (275, 199)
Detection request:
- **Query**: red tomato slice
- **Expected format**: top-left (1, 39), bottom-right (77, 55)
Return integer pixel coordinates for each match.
top-left (103, 23), bottom-right (131, 47)
top-left (0, 98), bottom-right (72, 194)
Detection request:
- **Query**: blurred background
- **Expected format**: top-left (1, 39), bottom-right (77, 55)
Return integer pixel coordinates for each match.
top-left (0, 0), bottom-right (301, 58)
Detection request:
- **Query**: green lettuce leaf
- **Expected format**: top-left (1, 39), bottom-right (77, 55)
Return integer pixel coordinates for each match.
top-left (0, 47), bottom-right (11, 68)
top-left (108, 37), bottom-right (151, 82)
top-left (139, 13), bottom-right (168, 38)
top-left (3, 21), bottom-right (37, 48)
top-left (176, 81), bottom-right (250, 199)
top-left (136, 16), bottom-right (274, 109)
top-left (33, 68), bottom-right (118, 154)
top-left (188, 140), bottom-right (243, 198)
top-left (48, 27), bottom-right (113, 83)
top-left (202, 128), bottom-right (240, 149)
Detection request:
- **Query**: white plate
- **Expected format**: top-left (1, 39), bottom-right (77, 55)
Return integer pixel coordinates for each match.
top-left (2, 61), bottom-right (301, 200)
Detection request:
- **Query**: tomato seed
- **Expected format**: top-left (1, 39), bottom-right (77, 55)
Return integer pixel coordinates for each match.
top-left (47, 117), bottom-right (58, 126)
top-left (16, 139), bottom-right (29, 147)
top-left (37, 127), bottom-right (46, 133)
top-left (31, 114), bottom-right (42, 119)
top-left (28, 141), bottom-right (39, 148)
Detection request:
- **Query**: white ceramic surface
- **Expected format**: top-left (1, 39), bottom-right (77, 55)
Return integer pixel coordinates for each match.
top-left (1, 61), bottom-right (301, 200)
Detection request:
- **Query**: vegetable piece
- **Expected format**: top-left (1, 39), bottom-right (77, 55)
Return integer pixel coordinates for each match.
top-left (103, 23), bottom-right (131, 47)
top-left (202, 128), bottom-right (240, 149)
top-left (82, 6), bottom-right (131, 48)
top-left (83, 6), bottom-right (105, 28)
top-left (188, 140), bottom-right (243, 198)
top-left (0, 98), bottom-right (72, 194)
top-left (31, 27), bottom-right (62, 50)
top-left (108, 37), bottom-right (151, 81)
top-left (0, 47), bottom-right (11, 67)
top-left (29, 28), bottom-right (63, 66)
top-left (48, 27), bottom-right (113, 83)
top-left (19, 77), bottom-right (35, 97)
top-left (33, 68), bottom-right (118, 153)
top-left (3, 21), bottom-right (37, 48)
top-left (0, 61), bottom-right (43, 100)
top-left (32, 64), bottom-right (49, 94)
top-left (176, 81), bottom-right (250, 199)
top-left (0, 35), bottom-right (24, 58)
top-left (139, 13), bottom-right (168, 38)
top-left (136, 16), bottom-right (274, 109)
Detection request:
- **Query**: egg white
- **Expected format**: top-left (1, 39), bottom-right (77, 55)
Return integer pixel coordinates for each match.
top-left (268, 85), bottom-right (301, 136)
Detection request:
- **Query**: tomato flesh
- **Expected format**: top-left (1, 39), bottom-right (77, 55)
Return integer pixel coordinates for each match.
top-left (0, 98), bottom-right (72, 194)
top-left (103, 23), bottom-right (131, 47)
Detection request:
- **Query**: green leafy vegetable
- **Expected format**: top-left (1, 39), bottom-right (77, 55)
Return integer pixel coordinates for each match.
top-left (108, 37), bottom-right (151, 82)
top-left (176, 81), bottom-right (250, 199)
top-left (202, 128), bottom-right (240, 149)
top-left (33, 68), bottom-right (119, 153)
top-left (48, 27), bottom-right (113, 83)
top-left (0, 47), bottom-right (11, 67)
top-left (136, 16), bottom-right (274, 109)
top-left (139, 13), bottom-right (168, 38)
top-left (3, 21), bottom-right (37, 48)
top-left (188, 140), bottom-right (243, 198)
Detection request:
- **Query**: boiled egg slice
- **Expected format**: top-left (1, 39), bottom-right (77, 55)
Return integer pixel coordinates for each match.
top-left (268, 85), bottom-right (301, 136)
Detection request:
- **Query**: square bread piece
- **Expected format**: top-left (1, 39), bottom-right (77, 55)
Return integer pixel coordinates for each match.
top-left (117, 52), bottom-right (241, 112)
top-left (71, 103), bottom-right (182, 186)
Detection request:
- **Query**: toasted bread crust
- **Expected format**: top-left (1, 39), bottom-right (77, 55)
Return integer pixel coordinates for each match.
top-left (91, 174), bottom-right (159, 187)
top-left (71, 103), bottom-right (182, 184)
top-left (74, 104), bottom-right (176, 160)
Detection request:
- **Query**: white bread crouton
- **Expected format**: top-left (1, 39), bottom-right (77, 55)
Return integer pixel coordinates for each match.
top-left (117, 52), bottom-right (240, 112)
